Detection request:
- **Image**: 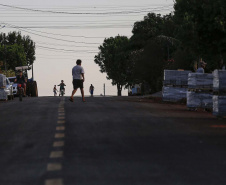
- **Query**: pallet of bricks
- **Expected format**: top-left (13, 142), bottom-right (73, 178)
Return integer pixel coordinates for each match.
top-left (162, 70), bottom-right (191, 102)
top-left (0, 74), bottom-right (7, 100)
top-left (187, 73), bottom-right (213, 110)
top-left (213, 70), bottom-right (226, 117)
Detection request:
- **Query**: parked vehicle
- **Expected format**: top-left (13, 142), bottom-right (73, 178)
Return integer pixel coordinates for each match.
top-left (5, 78), bottom-right (14, 100)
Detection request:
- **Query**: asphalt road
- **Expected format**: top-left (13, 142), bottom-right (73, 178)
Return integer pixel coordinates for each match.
top-left (0, 96), bottom-right (226, 185)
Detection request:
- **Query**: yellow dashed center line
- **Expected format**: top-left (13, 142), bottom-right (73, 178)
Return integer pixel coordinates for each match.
top-left (57, 120), bottom-right (65, 124)
top-left (53, 141), bottom-right (65, 147)
top-left (45, 179), bottom-right (63, 185)
top-left (47, 163), bottom-right (62, 171)
top-left (50, 151), bottom-right (64, 158)
top-left (56, 126), bottom-right (65, 131)
top-left (58, 117), bottom-right (65, 120)
top-left (55, 133), bottom-right (65, 138)
top-left (45, 98), bottom-right (66, 185)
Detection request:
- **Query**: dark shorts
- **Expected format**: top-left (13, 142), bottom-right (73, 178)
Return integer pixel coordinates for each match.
top-left (73, 79), bottom-right (83, 89)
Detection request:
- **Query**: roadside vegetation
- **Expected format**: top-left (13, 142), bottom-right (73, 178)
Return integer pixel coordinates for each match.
top-left (95, 0), bottom-right (226, 95)
top-left (0, 32), bottom-right (36, 77)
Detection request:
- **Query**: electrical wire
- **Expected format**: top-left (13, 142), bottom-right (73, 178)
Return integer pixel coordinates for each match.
top-left (2, 22), bottom-right (106, 43)
top-left (0, 3), bottom-right (173, 15)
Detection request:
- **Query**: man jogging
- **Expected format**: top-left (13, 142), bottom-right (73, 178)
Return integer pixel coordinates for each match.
top-left (69, 59), bottom-right (85, 102)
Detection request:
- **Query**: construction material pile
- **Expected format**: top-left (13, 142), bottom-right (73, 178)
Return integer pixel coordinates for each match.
top-left (187, 73), bottom-right (213, 109)
top-left (213, 70), bottom-right (226, 117)
top-left (162, 70), bottom-right (191, 102)
top-left (187, 91), bottom-right (213, 109)
top-left (0, 74), bottom-right (7, 100)
top-left (213, 70), bottom-right (226, 91)
top-left (188, 73), bottom-right (213, 89)
top-left (164, 70), bottom-right (191, 86)
top-left (162, 86), bottom-right (187, 102)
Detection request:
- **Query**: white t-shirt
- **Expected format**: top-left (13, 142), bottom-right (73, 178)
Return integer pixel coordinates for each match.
top-left (72, 65), bottom-right (85, 80)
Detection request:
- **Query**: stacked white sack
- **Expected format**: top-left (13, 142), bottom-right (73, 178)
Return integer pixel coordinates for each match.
top-left (0, 74), bottom-right (6, 88)
top-left (213, 70), bottom-right (226, 91)
top-left (188, 73), bottom-right (213, 89)
top-left (0, 89), bottom-right (7, 100)
top-left (164, 70), bottom-right (191, 86)
top-left (213, 96), bottom-right (226, 116)
top-left (162, 86), bottom-right (187, 102)
top-left (187, 91), bottom-right (213, 108)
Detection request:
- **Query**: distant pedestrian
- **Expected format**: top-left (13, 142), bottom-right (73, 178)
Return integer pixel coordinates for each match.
top-left (196, 59), bottom-right (206, 73)
top-left (89, 84), bottom-right (94, 97)
top-left (69, 59), bottom-right (85, 102)
top-left (53, 85), bottom-right (58, 96)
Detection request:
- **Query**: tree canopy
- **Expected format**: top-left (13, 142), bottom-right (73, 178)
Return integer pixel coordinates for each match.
top-left (94, 36), bottom-right (130, 96)
top-left (0, 31), bottom-right (36, 72)
top-left (94, 0), bottom-right (226, 94)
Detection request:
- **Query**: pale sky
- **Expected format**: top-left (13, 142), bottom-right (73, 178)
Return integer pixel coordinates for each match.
top-left (0, 0), bottom-right (174, 96)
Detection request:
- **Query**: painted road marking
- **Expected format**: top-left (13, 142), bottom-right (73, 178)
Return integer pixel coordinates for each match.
top-left (53, 141), bottom-right (65, 147)
top-left (59, 113), bottom-right (65, 116)
top-left (55, 133), bottom-right (65, 138)
top-left (57, 120), bottom-right (65, 124)
top-left (58, 117), bottom-right (65, 120)
top-left (45, 179), bottom-right (63, 185)
top-left (50, 151), bottom-right (64, 158)
top-left (47, 163), bottom-right (62, 171)
top-left (56, 126), bottom-right (65, 131)
top-left (58, 110), bottom-right (65, 113)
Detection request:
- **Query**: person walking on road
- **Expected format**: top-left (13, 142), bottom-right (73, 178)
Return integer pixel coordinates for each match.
top-left (89, 84), bottom-right (94, 97)
top-left (69, 59), bottom-right (85, 102)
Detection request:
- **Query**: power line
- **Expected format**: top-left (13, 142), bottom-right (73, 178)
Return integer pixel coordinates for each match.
top-left (2, 22), bottom-right (105, 43)
top-left (4, 24), bottom-right (132, 29)
top-left (35, 41), bottom-right (99, 48)
top-left (36, 45), bottom-right (98, 53)
top-left (17, 28), bottom-right (131, 39)
top-left (0, 3), bottom-right (173, 15)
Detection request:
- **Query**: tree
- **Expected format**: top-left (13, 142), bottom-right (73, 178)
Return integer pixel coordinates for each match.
top-left (94, 36), bottom-right (130, 96)
top-left (130, 13), bottom-right (176, 50)
top-left (0, 31), bottom-right (36, 71)
top-left (174, 0), bottom-right (226, 69)
top-left (128, 13), bottom-right (178, 92)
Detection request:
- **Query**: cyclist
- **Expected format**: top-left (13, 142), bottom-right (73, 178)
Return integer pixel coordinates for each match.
top-left (58, 80), bottom-right (66, 96)
top-left (14, 70), bottom-right (27, 96)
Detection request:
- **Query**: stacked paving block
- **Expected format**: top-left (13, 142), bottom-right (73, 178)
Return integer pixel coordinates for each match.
top-left (213, 70), bottom-right (226, 117)
top-left (187, 73), bottom-right (213, 109)
top-left (162, 70), bottom-right (191, 102)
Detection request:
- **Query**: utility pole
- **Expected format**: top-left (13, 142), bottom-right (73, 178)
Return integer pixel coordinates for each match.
top-left (104, 83), bottom-right (105, 96)
top-left (32, 64), bottom-right (34, 80)
top-left (4, 45), bottom-right (6, 74)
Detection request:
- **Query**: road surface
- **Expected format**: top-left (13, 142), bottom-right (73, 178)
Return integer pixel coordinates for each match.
top-left (0, 96), bottom-right (226, 185)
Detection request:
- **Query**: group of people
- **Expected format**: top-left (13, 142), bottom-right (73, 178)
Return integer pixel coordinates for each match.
top-left (53, 80), bottom-right (66, 96)
top-left (53, 59), bottom-right (94, 101)
top-left (196, 59), bottom-right (225, 73)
